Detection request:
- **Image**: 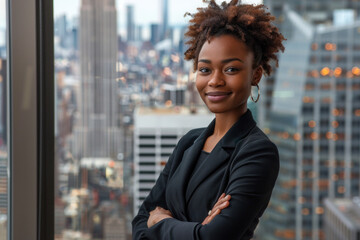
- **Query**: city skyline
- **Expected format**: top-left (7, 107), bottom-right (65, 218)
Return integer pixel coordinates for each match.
top-left (52, 0), bottom-right (262, 29)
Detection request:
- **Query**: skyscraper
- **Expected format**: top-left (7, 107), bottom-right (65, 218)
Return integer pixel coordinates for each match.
top-left (161, 0), bottom-right (169, 40)
top-left (264, 0), bottom-right (360, 26)
top-left (126, 5), bottom-right (135, 42)
top-left (77, 0), bottom-right (121, 159)
top-left (150, 23), bottom-right (161, 46)
top-left (258, 0), bottom-right (360, 128)
top-left (257, 8), bottom-right (360, 240)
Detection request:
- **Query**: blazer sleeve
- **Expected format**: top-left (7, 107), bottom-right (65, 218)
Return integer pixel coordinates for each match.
top-left (141, 137), bottom-right (279, 240)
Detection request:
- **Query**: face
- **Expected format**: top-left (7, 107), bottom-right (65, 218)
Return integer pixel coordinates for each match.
top-left (196, 34), bottom-right (262, 118)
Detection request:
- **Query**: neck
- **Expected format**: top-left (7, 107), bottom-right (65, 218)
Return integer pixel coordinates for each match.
top-left (213, 109), bottom-right (247, 138)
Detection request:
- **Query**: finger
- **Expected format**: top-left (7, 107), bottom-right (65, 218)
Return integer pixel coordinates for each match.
top-left (212, 197), bottom-right (231, 214)
top-left (207, 208), bottom-right (220, 223)
top-left (213, 194), bottom-right (231, 209)
top-left (201, 216), bottom-right (210, 225)
top-left (217, 193), bottom-right (226, 201)
top-left (213, 195), bottom-right (227, 208)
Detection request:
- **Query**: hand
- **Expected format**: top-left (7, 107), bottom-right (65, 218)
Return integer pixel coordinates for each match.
top-left (147, 206), bottom-right (173, 228)
top-left (202, 193), bottom-right (231, 225)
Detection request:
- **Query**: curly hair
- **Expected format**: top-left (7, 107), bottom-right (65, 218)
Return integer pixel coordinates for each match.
top-left (184, 0), bottom-right (285, 76)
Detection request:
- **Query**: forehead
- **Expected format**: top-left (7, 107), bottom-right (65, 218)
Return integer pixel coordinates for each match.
top-left (198, 34), bottom-right (253, 61)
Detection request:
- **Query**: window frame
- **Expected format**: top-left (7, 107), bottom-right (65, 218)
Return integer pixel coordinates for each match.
top-left (7, 0), bottom-right (54, 239)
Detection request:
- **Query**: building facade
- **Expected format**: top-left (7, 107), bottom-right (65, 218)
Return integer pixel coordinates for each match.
top-left (76, 0), bottom-right (121, 160)
top-left (258, 0), bottom-right (360, 128)
top-left (133, 107), bottom-right (213, 215)
top-left (126, 5), bottom-right (135, 42)
top-left (324, 197), bottom-right (360, 240)
top-left (257, 9), bottom-right (360, 240)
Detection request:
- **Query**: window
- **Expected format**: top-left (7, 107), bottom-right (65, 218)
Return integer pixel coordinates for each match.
top-left (53, 0), bottom-right (213, 238)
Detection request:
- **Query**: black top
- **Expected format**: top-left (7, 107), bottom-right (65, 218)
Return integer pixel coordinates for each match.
top-left (132, 110), bottom-right (279, 240)
top-left (191, 150), bottom-right (210, 178)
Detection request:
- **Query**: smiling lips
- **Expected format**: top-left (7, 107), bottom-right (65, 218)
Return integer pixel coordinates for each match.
top-left (205, 91), bottom-right (232, 102)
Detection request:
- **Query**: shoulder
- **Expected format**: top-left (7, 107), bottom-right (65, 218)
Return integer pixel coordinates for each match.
top-left (241, 126), bottom-right (278, 155)
top-left (232, 126), bottom-right (279, 173)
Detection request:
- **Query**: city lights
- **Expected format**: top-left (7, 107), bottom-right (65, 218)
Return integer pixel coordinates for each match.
top-left (320, 67), bottom-right (330, 76)
top-left (334, 67), bottom-right (342, 77)
top-left (352, 66), bottom-right (360, 76)
top-left (325, 43), bottom-right (336, 51)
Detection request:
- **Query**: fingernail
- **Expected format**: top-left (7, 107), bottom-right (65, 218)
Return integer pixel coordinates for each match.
top-left (226, 195), bottom-right (230, 200)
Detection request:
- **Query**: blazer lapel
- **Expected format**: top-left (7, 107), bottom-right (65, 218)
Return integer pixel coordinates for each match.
top-left (185, 144), bottom-right (230, 202)
top-left (167, 120), bottom-right (215, 220)
top-left (185, 110), bottom-right (257, 203)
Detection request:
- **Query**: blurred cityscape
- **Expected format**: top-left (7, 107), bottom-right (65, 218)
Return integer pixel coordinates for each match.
top-left (0, 0), bottom-right (360, 239)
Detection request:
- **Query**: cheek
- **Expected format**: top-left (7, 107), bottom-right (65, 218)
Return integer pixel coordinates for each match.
top-left (195, 77), bottom-right (205, 93)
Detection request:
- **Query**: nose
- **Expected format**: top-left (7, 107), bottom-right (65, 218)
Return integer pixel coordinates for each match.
top-left (208, 71), bottom-right (225, 87)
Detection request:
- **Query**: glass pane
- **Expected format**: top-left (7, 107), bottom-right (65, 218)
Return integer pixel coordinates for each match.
top-left (53, 0), bottom-right (217, 238)
top-left (0, 0), bottom-right (8, 239)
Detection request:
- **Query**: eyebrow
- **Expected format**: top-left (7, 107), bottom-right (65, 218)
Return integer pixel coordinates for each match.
top-left (198, 58), bottom-right (244, 64)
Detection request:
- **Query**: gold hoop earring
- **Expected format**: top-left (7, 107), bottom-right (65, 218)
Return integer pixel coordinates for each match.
top-left (251, 84), bottom-right (260, 103)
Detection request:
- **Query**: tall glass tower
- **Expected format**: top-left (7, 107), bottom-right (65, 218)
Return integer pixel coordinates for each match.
top-left (257, 8), bottom-right (360, 240)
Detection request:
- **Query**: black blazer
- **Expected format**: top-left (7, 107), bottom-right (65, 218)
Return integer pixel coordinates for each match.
top-left (132, 110), bottom-right (279, 240)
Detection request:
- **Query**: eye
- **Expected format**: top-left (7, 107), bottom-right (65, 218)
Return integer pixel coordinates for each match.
top-left (198, 67), bottom-right (211, 74)
top-left (225, 67), bottom-right (239, 73)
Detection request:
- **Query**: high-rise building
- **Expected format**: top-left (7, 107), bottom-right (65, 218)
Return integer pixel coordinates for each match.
top-left (133, 107), bottom-right (214, 215)
top-left (136, 25), bottom-right (143, 42)
top-left (55, 14), bottom-right (68, 48)
top-left (258, 0), bottom-right (360, 128)
top-left (150, 23), bottom-right (161, 46)
top-left (256, 8), bottom-right (360, 240)
top-left (76, 0), bottom-right (121, 160)
top-left (126, 5), bottom-right (135, 42)
top-left (161, 0), bottom-right (169, 40)
top-left (266, 0), bottom-right (360, 24)
top-left (323, 197), bottom-right (360, 240)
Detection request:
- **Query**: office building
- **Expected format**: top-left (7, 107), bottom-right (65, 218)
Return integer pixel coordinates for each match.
top-left (264, 0), bottom-right (360, 27)
top-left (133, 106), bottom-right (213, 215)
top-left (258, 0), bottom-right (360, 128)
top-left (126, 5), bottom-right (135, 42)
top-left (150, 23), bottom-right (161, 46)
top-left (55, 14), bottom-right (68, 48)
top-left (163, 84), bottom-right (186, 106)
top-left (256, 8), bottom-right (360, 240)
top-left (77, 0), bottom-right (121, 160)
top-left (323, 197), bottom-right (360, 240)
top-left (161, 0), bottom-right (169, 40)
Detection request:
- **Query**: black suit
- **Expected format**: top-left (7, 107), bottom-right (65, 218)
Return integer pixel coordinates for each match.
top-left (132, 110), bottom-right (279, 240)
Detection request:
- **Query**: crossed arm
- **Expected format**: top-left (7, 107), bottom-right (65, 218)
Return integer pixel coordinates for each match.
top-left (147, 193), bottom-right (231, 228)
top-left (132, 138), bottom-right (279, 240)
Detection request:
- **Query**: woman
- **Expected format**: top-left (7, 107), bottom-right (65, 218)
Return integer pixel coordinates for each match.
top-left (132, 0), bottom-right (285, 239)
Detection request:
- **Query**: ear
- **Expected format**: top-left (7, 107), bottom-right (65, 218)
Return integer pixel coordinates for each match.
top-left (251, 66), bottom-right (263, 86)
